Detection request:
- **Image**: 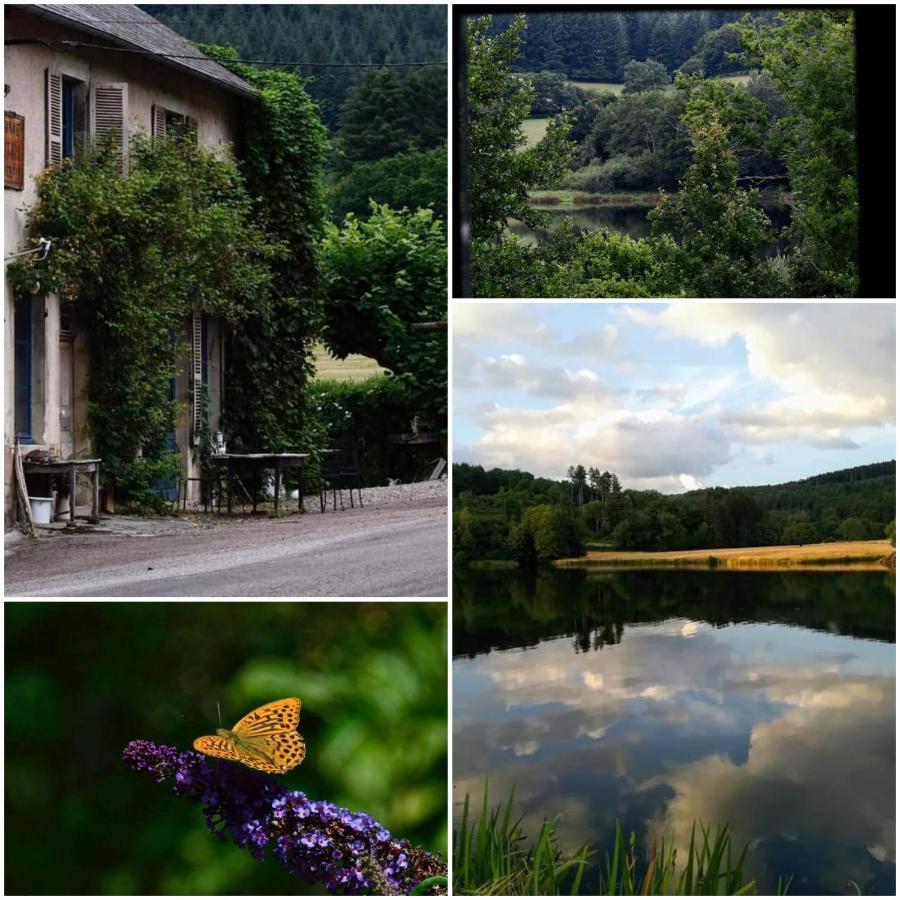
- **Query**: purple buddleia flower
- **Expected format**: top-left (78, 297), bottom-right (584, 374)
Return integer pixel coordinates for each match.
top-left (123, 740), bottom-right (446, 895)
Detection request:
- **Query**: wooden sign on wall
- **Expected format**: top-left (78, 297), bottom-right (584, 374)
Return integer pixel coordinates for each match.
top-left (5, 113), bottom-right (25, 190)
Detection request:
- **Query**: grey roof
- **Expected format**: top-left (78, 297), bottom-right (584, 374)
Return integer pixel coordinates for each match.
top-left (22, 4), bottom-right (256, 99)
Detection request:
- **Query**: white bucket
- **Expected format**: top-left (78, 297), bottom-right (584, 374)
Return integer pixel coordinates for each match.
top-left (28, 496), bottom-right (54, 525)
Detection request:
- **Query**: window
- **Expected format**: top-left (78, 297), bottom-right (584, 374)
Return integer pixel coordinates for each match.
top-left (46, 71), bottom-right (87, 166)
top-left (153, 104), bottom-right (197, 144)
top-left (14, 296), bottom-right (33, 442)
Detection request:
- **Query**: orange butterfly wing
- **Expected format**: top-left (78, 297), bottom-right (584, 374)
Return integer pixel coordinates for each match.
top-left (232, 697), bottom-right (301, 737)
top-left (193, 698), bottom-right (305, 774)
top-left (193, 734), bottom-right (242, 763)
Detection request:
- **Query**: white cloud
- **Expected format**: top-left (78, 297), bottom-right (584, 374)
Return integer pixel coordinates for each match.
top-left (454, 303), bottom-right (632, 365)
top-left (636, 304), bottom-right (896, 443)
top-left (464, 400), bottom-right (731, 483)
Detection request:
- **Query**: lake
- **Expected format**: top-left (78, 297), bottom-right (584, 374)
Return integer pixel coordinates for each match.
top-left (454, 567), bottom-right (896, 895)
top-left (508, 201), bottom-right (792, 256)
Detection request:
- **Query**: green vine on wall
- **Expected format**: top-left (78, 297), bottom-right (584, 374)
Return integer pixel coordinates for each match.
top-left (8, 137), bottom-right (279, 511)
top-left (199, 45), bottom-right (330, 460)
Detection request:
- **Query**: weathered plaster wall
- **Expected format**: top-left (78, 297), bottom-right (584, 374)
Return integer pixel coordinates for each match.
top-left (4, 8), bottom-right (250, 521)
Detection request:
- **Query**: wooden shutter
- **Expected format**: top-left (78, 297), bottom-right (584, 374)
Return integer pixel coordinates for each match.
top-left (5, 113), bottom-right (25, 189)
top-left (90, 82), bottom-right (128, 174)
top-left (46, 68), bottom-right (62, 168)
top-left (151, 103), bottom-right (167, 141)
top-left (191, 310), bottom-right (203, 444)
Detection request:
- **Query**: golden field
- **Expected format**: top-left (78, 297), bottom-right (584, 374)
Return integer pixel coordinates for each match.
top-left (554, 540), bottom-right (895, 571)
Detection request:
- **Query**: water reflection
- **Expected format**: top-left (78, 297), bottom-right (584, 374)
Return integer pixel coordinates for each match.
top-left (453, 570), bottom-right (895, 895)
top-left (508, 201), bottom-right (792, 258)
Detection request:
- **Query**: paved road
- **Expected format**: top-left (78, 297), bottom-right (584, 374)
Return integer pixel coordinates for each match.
top-left (5, 502), bottom-right (447, 597)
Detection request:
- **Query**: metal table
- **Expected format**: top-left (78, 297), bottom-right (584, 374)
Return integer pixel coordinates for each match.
top-left (22, 458), bottom-right (101, 525)
top-left (209, 453), bottom-right (310, 515)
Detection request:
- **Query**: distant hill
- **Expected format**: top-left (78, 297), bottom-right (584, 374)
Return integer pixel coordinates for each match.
top-left (453, 461), bottom-right (896, 556)
top-left (143, 5), bottom-right (447, 127)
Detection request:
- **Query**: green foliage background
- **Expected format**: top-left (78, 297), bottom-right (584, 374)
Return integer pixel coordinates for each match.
top-left (453, 461), bottom-right (896, 560)
top-left (5, 602), bottom-right (447, 895)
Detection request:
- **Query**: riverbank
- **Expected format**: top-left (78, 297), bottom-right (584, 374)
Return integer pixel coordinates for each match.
top-left (554, 540), bottom-right (895, 571)
top-left (529, 189), bottom-right (663, 207)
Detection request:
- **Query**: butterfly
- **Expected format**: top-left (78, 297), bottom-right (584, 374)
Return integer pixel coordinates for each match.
top-left (193, 697), bottom-right (306, 775)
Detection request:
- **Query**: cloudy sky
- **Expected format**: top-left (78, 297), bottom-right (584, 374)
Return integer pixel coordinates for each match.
top-left (453, 302), bottom-right (896, 492)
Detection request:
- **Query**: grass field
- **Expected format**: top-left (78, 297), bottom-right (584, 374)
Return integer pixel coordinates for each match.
top-left (712, 72), bottom-right (753, 85)
top-left (521, 117), bottom-right (550, 148)
top-left (529, 189), bottom-right (663, 207)
top-left (566, 79), bottom-right (624, 94)
top-left (555, 540), bottom-right (895, 571)
top-left (311, 342), bottom-right (385, 382)
top-left (562, 72), bottom-right (751, 96)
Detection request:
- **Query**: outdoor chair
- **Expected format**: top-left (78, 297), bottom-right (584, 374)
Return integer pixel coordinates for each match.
top-left (319, 439), bottom-right (365, 511)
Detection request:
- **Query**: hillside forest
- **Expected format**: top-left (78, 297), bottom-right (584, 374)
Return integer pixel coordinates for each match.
top-left (147, 4), bottom-right (447, 222)
top-left (453, 461), bottom-right (896, 562)
top-left (464, 9), bottom-right (860, 298)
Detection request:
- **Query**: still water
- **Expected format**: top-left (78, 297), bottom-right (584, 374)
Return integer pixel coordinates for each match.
top-left (508, 201), bottom-right (792, 256)
top-left (454, 568), bottom-right (896, 895)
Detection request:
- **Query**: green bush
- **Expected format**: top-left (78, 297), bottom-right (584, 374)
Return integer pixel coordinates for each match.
top-left (308, 376), bottom-right (425, 486)
top-left (328, 147), bottom-right (447, 222)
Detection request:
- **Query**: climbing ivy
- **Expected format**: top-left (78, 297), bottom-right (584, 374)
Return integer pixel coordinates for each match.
top-left (8, 136), bottom-right (278, 511)
top-left (199, 46), bottom-right (330, 457)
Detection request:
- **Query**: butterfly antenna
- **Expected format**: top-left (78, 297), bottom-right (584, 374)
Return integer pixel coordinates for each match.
top-left (217, 701), bottom-right (222, 728)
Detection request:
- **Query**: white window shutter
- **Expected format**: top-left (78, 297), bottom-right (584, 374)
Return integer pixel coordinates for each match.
top-left (152, 103), bottom-right (167, 141)
top-left (191, 311), bottom-right (203, 444)
top-left (46, 68), bottom-right (63, 167)
top-left (90, 83), bottom-right (129, 174)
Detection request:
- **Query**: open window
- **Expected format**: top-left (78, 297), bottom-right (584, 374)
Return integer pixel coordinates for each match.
top-left (46, 69), bottom-right (87, 166)
top-left (152, 104), bottom-right (198, 144)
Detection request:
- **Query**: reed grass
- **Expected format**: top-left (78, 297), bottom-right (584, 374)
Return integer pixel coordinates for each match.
top-left (453, 785), bottom-right (590, 895)
top-left (454, 787), bottom-right (794, 896)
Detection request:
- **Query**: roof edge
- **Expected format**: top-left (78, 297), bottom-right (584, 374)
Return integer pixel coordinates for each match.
top-left (20, 4), bottom-right (258, 100)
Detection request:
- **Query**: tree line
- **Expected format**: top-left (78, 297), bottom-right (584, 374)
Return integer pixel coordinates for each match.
top-left (453, 461), bottom-right (896, 562)
top-left (490, 10), bottom-right (761, 82)
top-left (146, 4), bottom-right (447, 125)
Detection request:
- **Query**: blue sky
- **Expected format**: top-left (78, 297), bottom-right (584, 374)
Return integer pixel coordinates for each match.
top-left (453, 303), bottom-right (896, 492)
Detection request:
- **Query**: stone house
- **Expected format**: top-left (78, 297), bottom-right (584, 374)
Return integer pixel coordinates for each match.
top-left (4, 4), bottom-right (257, 523)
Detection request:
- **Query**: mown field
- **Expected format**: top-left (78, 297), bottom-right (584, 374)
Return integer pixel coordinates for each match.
top-left (311, 342), bottom-right (384, 381)
top-left (555, 540), bottom-right (895, 571)
top-left (521, 116), bottom-right (550, 148)
top-left (565, 79), bottom-right (624, 94)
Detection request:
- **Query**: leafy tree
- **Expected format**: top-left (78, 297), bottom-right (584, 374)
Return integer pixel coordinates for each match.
top-left (336, 67), bottom-right (446, 170)
top-left (518, 504), bottom-right (584, 560)
top-left (679, 22), bottom-right (745, 77)
top-left (622, 59), bottom-right (669, 94)
top-left (466, 14), bottom-right (575, 242)
top-left (782, 518), bottom-right (816, 545)
top-left (319, 204), bottom-right (446, 422)
top-left (734, 9), bottom-right (858, 295)
top-left (582, 500), bottom-right (605, 536)
top-left (328, 147), bottom-right (447, 222)
top-left (838, 517), bottom-right (868, 542)
top-left (887, 521), bottom-right (896, 547)
top-left (649, 75), bottom-right (771, 296)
